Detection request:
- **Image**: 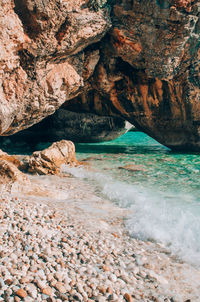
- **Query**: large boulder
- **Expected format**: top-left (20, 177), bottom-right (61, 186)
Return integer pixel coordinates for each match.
top-left (28, 140), bottom-right (77, 175)
top-left (0, 140), bottom-right (77, 190)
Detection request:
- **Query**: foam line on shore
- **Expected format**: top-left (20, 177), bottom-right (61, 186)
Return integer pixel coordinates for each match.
top-left (62, 165), bottom-right (200, 267)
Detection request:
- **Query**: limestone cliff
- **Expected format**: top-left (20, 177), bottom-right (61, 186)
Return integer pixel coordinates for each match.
top-left (0, 0), bottom-right (111, 134)
top-left (0, 0), bottom-right (199, 150)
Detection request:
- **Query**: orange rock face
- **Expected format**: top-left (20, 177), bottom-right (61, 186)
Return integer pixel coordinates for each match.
top-left (0, 0), bottom-right (199, 150)
top-left (64, 0), bottom-right (200, 151)
top-left (0, 0), bottom-right (111, 136)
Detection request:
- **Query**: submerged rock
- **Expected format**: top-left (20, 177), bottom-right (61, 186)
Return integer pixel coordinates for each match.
top-left (118, 164), bottom-right (147, 172)
top-left (28, 140), bottom-right (77, 175)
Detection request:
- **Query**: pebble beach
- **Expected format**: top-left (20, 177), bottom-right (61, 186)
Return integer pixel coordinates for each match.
top-left (0, 173), bottom-right (200, 302)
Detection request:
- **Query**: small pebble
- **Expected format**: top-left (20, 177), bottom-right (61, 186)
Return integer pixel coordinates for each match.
top-left (55, 282), bottom-right (66, 293)
top-left (0, 186), bottom-right (198, 302)
top-left (16, 288), bottom-right (28, 298)
top-left (42, 286), bottom-right (52, 296)
top-left (124, 293), bottom-right (133, 302)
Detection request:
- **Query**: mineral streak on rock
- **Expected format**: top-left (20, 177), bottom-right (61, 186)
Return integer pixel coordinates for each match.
top-left (0, 0), bottom-right (199, 150)
top-left (64, 0), bottom-right (200, 150)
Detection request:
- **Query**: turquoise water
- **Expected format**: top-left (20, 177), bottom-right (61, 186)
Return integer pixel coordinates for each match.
top-left (1, 131), bottom-right (200, 266)
top-left (67, 132), bottom-right (200, 266)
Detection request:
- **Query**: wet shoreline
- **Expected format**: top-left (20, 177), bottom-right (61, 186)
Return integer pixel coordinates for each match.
top-left (0, 173), bottom-right (200, 301)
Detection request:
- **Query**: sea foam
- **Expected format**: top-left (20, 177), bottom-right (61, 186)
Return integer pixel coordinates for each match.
top-left (63, 165), bottom-right (200, 267)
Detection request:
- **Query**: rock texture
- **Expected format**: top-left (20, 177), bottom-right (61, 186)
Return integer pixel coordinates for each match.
top-left (0, 149), bottom-right (27, 186)
top-left (0, 140), bottom-right (77, 187)
top-left (0, 150), bottom-right (29, 192)
top-left (28, 140), bottom-right (77, 175)
top-left (0, 159), bottom-right (28, 184)
top-left (65, 0), bottom-right (200, 150)
top-left (0, 0), bottom-right (110, 135)
top-left (0, 150), bottom-right (21, 167)
top-left (0, 0), bottom-right (199, 150)
top-left (6, 109), bottom-right (128, 143)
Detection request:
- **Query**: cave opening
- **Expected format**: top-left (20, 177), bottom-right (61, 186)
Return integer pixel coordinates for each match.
top-left (0, 109), bottom-right (135, 155)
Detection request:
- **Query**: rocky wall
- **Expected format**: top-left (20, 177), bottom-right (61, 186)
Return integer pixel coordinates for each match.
top-left (0, 0), bottom-right (111, 135)
top-left (0, 0), bottom-right (199, 150)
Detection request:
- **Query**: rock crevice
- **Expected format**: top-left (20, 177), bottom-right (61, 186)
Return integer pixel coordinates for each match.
top-left (0, 0), bottom-right (199, 150)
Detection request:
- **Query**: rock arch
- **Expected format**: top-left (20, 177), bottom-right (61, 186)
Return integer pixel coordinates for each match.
top-left (0, 0), bottom-right (199, 150)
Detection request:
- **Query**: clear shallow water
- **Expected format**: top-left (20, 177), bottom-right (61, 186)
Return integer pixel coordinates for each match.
top-left (1, 131), bottom-right (200, 266)
top-left (65, 132), bottom-right (200, 266)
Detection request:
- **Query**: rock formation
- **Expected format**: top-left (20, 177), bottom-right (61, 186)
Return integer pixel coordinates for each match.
top-left (27, 140), bottom-right (77, 175)
top-left (4, 109), bottom-right (129, 143)
top-left (0, 140), bottom-right (77, 195)
top-left (65, 0), bottom-right (200, 150)
top-left (0, 150), bottom-right (29, 191)
top-left (0, 150), bottom-right (21, 167)
top-left (0, 0), bottom-right (199, 150)
top-left (0, 159), bottom-right (29, 185)
top-left (0, 0), bottom-right (111, 135)
top-left (0, 140), bottom-right (77, 184)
